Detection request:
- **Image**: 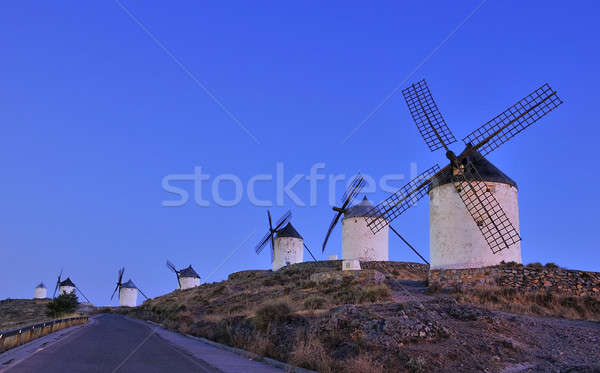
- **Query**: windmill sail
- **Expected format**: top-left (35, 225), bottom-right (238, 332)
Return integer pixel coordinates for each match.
top-left (365, 164), bottom-right (441, 234)
top-left (452, 160), bottom-right (521, 253)
top-left (464, 83), bottom-right (562, 157)
top-left (402, 79), bottom-right (457, 152)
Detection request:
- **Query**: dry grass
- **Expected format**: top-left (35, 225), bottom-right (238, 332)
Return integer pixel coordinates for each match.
top-left (452, 286), bottom-right (600, 321)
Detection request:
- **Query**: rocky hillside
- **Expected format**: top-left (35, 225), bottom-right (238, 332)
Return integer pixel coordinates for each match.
top-left (0, 299), bottom-right (52, 330)
top-left (125, 261), bottom-right (600, 373)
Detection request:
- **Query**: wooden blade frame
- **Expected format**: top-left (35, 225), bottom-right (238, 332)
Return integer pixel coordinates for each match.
top-left (322, 174), bottom-right (365, 252)
top-left (452, 161), bottom-right (521, 253)
top-left (255, 210), bottom-right (291, 255)
top-left (464, 83), bottom-right (562, 157)
top-left (365, 164), bottom-right (442, 234)
top-left (402, 79), bottom-right (457, 152)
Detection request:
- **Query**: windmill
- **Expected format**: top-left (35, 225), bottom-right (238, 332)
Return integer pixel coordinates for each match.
top-left (254, 210), bottom-right (316, 271)
top-left (53, 270), bottom-right (91, 303)
top-left (166, 260), bottom-right (201, 290)
top-left (365, 80), bottom-right (562, 269)
top-left (111, 267), bottom-right (148, 307)
top-left (322, 174), bottom-right (429, 264)
top-left (34, 282), bottom-right (47, 299)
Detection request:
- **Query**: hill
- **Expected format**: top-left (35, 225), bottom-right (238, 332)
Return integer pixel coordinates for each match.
top-left (124, 261), bottom-right (600, 372)
top-left (0, 299), bottom-right (52, 330)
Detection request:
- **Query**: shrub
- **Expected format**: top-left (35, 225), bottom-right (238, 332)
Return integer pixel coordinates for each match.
top-left (304, 296), bottom-right (326, 310)
top-left (47, 293), bottom-right (79, 317)
top-left (406, 356), bottom-right (426, 373)
top-left (545, 262), bottom-right (560, 269)
top-left (527, 262), bottom-right (543, 268)
top-left (301, 281), bottom-right (317, 289)
top-left (360, 285), bottom-right (391, 303)
top-left (254, 301), bottom-right (291, 332)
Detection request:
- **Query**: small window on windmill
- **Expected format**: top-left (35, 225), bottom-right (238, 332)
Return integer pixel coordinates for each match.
top-left (345, 262), bottom-right (351, 269)
top-left (485, 183), bottom-right (496, 194)
top-left (476, 219), bottom-right (484, 227)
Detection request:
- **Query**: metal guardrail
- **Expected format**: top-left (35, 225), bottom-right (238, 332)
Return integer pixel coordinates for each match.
top-left (0, 316), bottom-right (89, 352)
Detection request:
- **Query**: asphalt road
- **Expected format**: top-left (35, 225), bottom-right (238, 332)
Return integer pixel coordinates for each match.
top-left (4, 314), bottom-right (278, 373)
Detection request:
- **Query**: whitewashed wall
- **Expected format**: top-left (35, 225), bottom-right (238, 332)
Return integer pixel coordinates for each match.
top-left (429, 181), bottom-right (522, 269)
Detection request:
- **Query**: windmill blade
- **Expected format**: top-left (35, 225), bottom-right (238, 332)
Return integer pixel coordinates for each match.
top-left (53, 269), bottom-right (63, 298)
top-left (267, 210), bottom-right (273, 231)
top-left (452, 161), bottom-right (521, 253)
top-left (341, 174), bottom-right (366, 206)
top-left (137, 287), bottom-right (149, 300)
top-left (389, 225), bottom-right (429, 265)
top-left (323, 174), bottom-right (365, 252)
top-left (402, 79), bottom-right (457, 152)
top-left (110, 284), bottom-right (119, 300)
top-left (117, 267), bottom-right (124, 285)
top-left (75, 285), bottom-right (91, 303)
top-left (166, 260), bottom-right (179, 274)
top-left (365, 164), bottom-right (442, 234)
top-left (273, 210), bottom-right (292, 231)
top-left (322, 211), bottom-right (343, 252)
top-left (463, 83), bottom-right (562, 158)
top-left (255, 230), bottom-right (275, 254)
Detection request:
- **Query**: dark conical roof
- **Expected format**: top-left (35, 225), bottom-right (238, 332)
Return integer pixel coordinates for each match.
top-left (276, 222), bottom-right (303, 239)
top-left (179, 265), bottom-right (201, 279)
top-left (121, 279), bottom-right (137, 289)
top-left (343, 196), bottom-right (378, 218)
top-left (59, 278), bottom-right (75, 287)
top-left (36, 282), bottom-right (46, 289)
top-left (430, 145), bottom-right (517, 189)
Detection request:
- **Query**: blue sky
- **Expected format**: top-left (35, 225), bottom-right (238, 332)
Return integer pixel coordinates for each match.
top-left (1, 1), bottom-right (599, 304)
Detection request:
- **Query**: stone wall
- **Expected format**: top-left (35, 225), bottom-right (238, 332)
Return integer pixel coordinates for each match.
top-left (428, 264), bottom-right (600, 297)
top-left (310, 269), bottom-right (386, 285)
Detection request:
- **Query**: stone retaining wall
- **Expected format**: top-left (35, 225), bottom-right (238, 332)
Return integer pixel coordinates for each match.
top-left (429, 264), bottom-right (600, 297)
top-left (310, 269), bottom-right (386, 285)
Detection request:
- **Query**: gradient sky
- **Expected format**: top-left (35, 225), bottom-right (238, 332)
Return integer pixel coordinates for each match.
top-left (1, 1), bottom-right (599, 305)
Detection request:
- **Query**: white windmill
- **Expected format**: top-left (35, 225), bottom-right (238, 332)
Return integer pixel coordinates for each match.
top-left (254, 210), bottom-right (316, 271)
top-left (365, 79), bottom-right (562, 270)
top-left (166, 261), bottom-right (201, 290)
top-left (111, 267), bottom-right (148, 307)
top-left (52, 270), bottom-right (91, 303)
top-left (34, 282), bottom-right (47, 299)
top-left (323, 175), bottom-right (429, 266)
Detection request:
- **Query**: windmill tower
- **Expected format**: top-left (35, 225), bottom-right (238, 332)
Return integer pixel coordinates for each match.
top-left (254, 210), bottom-right (316, 271)
top-left (111, 267), bottom-right (149, 307)
top-left (323, 175), bottom-right (428, 264)
top-left (365, 80), bottom-right (562, 270)
top-left (166, 261), bottom-right (201, 290)
top-left (52, 270), bottom-right (91, 302)
top-left (34, 282), bottom-right (47, 299)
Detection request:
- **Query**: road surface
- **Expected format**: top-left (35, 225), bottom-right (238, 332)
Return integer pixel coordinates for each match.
top-left (2, 314), bottom-right (284, 373)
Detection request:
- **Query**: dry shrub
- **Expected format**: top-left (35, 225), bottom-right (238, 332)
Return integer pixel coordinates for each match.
top-left (360, 285), bottom-right (391, 303)
top-left (345, 354), bottom-right (385, 373)
top-left (406, 356), bottom-right (426, 372)
top-left (453, 287), bottom-right (600, 321)
top-left (304, 296), bottom-right (326, 310)
top-left (291, 336), bottom-right (332, 373)
top-left (253, 301), bottom-right (291, 332)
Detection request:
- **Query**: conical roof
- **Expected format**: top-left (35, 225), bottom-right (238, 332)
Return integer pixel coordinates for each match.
top-left (121, 279), bottom-right (137, 289)
top-left (179, 265), bottom-right (201, 279)
top-left (343, 196), bottom-right (378, 218)
top-left (59, 278), bottom-right (75, 287)
top-left (36, 282), bottom-right (46, 289)
top-left (276, 222), bottom-right (302, 239)
top-left (430, 145), bottom-right (517, 189)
